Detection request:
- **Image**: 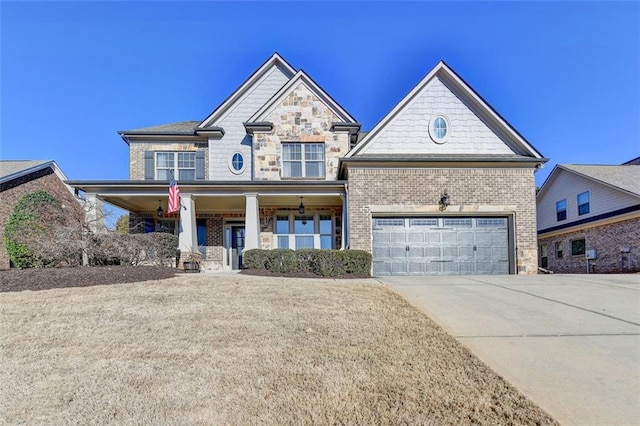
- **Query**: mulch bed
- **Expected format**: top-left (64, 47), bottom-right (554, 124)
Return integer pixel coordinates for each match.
top-left (0, 266), bottom-right (178, 293)
top-left (240, 269), bottom-right (371, 279)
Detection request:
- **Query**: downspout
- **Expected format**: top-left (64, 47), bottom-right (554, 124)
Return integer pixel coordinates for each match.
top-left (343, 182), bottom-right (349, 249)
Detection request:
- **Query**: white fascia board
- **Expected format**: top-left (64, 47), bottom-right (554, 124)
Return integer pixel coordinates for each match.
top-left (198, 53), bottom-right (296, 128)
top-left (248, 70), bottom-right (357, 124)
top-left (345, 62), bottom-right (445, 158)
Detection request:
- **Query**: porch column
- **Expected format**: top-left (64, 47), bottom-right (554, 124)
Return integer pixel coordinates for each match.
top-left (178, 193), bottom-right (197, 253)
top-left (84, 193), bottom-right (106, 234)
top-left (341, 193), bottom-right (347, 249)
top-left (244, 192), bottom-right (260, 250)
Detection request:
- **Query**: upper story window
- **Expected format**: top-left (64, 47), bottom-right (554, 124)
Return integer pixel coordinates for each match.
top-left (282, 143), bottom-right (325, 178)
top-left (429, 114), bottom-right (450, 144)
top-left (157, 152), bottom-right (195, 180)
top-left (556, 199), bottom-right (567, 221)
top-left (144, 150), bottom-right (204, 181)
top-left (577, 191), bottom-right (590, 215)
top-left (229, 152), bottom-right (246, 175)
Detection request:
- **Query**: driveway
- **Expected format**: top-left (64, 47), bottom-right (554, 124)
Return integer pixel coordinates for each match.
top-left (379, 274), bottom-right (640, 426)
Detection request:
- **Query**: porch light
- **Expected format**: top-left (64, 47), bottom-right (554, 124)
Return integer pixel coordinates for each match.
top-left (157, 200), bottom-right (164, 217)
top-left (439, 191), bottom-right (450, 211)
top-left (298, 197), bottom-right (305, 215)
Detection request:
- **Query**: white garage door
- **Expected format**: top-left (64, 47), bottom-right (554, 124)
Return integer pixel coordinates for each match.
top-left (372, 217), bottom-right (510, 276)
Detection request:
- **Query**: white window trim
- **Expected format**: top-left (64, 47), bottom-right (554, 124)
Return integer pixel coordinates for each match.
top-left (428, 114), bottom-right (451, 144)
top-left (577, 190), bottom-right (590, 216)
top-left (228, 152), bottom-right (246, 175)
top-left (155, 152), bottom-right (196, 180)
top-left (273, 211), bottom-right (334, 249)
top-left (281, 143), bottom-right (326, 179)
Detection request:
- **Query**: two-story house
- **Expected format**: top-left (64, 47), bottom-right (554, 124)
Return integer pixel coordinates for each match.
top-left (536, 162), bottom-right (640, 273)
top-left (68, 53), bottom-right (546, 275)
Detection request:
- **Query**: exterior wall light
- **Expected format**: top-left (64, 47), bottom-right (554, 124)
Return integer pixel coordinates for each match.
top-left (298, 197), bottom-right (305, 215)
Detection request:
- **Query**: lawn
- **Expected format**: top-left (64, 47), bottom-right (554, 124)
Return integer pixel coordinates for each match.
top-left (0, 272), bottom-right (557, 425)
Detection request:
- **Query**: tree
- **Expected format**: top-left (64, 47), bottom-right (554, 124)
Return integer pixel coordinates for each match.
top-left (114, 214), bottom-right (129, 234)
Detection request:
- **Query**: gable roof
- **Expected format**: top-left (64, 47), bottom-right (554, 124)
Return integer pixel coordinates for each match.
top-left (246, 69), bottom-right (357, 124)
top-left (0, 160), bottom-right (68, 185)
top-left (198, 52), bottom-right (296, 128)
top-left (622, 156), bottom-right (640, 165)
top-left (119, 121), bottom-right (200, 135)
top-left (346, 61), bottom-right (545, 160)
top-left (537, 164), bottom-right (640, 200)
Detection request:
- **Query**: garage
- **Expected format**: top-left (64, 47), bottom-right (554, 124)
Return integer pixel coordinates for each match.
top-left (372, 217), bottom-right (512, 276)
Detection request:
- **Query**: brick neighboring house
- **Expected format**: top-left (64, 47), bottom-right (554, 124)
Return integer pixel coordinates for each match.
top-left (0, 160), bottom-right (84, 269)
top-left (536, 162), bottom-right (640, 273)
top-left (68, 53), bottom-right (547, 275)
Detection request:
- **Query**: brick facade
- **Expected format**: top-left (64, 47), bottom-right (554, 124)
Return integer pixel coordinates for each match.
top-left (0, 168), bottom-right (84, 269)
top-left (347, 167), bottom-right (539, 274)
top-left (129, 142), bottom-right (208, 180)
top-left (538, 217), bottom-right (640, 273)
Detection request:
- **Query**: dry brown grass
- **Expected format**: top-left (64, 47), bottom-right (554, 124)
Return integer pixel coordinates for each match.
top-left (0, 274), bottom-right (557, 425)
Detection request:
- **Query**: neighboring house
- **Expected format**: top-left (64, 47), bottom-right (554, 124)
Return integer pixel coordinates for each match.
top-left (0, 160), bottom-right (85, 269)
top-left (67, 53), bottom-right (546, 275)
top-left (536, 162), bottom-right (640, 273)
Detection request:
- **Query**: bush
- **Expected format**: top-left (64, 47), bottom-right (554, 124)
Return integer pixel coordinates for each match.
top-left (87, 232), bottom-right (178, 266)
top-left (243, 248), bottom-right (372, 277)
top-left (3, 190), bottom-right (75, 268)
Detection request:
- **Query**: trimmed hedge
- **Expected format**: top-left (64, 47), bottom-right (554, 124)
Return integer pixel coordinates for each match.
top-left (243, 249), bottom-right (372, 277)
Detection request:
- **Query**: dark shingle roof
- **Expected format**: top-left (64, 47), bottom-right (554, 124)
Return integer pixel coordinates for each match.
top-left (119, 121), bottom-right (200, 135)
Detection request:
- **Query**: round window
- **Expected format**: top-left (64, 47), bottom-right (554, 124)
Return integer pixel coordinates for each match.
top-left (429, 114), bottom-right (450, 144)
top-left (229, 152), bottom-right (245, 174)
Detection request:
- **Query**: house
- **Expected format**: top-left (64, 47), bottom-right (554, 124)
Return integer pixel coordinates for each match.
top-left (0, 160), bottom-right (86, 269)
top-left (536, 162), bottom-right (640, 273)
top-left (67, 53), bottom-right (546, 275)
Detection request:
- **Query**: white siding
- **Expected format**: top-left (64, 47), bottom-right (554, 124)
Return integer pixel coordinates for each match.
top-left (360, 77), bottom-right (515, 156)
top-left (209, 66), bottom-right (290, 180)
top-left (537, 169), bottom-right (640, 231)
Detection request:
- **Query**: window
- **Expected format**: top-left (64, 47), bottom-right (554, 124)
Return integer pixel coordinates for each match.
top-left (274, 213), bottom-right (334, 249)
top-left (429, 114), bottom-right (450, 144)
top-left (282, 143), bottom-right (325, 178)
top-left (577, 191), bottom-right (590, 215)
top-left (157, 219), bottom-right (177, 234)
top-left (540, 245), bottom-right (548, 268)
top-left (571, 238), bottom-right (586, 256)
top-left (555, 241), bottom-right (563, 259)
top-left (156, 152), bottom-right (196, 180)
top-left (556, 199), bottom-right (567, 221)
top-left (229, 152), bottom-right (245, 174)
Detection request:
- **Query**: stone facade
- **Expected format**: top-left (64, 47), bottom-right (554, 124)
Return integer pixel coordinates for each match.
top-left (129, 141), bottom-right (208, 180)
top-left (347, 167), bottom-right (539, 274)
top-left (538, 217), bottom-right (640, 273)
top-left (0, 167), bottom-right (84, 269)
top-left (252, 84), bottom-right (350, 181)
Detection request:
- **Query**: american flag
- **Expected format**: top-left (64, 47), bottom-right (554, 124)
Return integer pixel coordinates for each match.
top-left (167, 176), bottom-right (181, 214)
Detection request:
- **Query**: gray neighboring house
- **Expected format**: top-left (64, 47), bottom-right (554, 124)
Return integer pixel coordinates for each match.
top-left (68, 53), bottom-right (547, 275)
top-left (536, 161), bottom-right (640, 273)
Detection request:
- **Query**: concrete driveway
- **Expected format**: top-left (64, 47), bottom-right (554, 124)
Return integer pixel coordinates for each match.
top-left (379, 274), bottom-right (640, 426)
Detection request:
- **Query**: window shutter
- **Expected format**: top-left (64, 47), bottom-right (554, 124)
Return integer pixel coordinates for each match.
top-left (144, 151), bottom-right (155, 180)
top-left (195, 151), bottom-right (205, 180)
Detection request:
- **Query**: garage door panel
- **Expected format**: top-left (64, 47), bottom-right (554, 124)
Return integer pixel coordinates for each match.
top-left (372, 216), bottom-right (511, 276)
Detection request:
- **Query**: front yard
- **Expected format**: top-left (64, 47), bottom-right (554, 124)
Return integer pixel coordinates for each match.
top-left (0, 272), bottom-right (557, 424)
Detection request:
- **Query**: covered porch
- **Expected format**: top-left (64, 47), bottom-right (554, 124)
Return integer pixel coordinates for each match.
top-left (66, 181), bottom-right (348, 271)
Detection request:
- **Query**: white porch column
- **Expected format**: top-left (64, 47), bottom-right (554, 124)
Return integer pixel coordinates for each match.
top-left (84, 193), bottom-right (106, 234)
top-left (244, 192), bottom-right (260, 250)
top-left (178, 194), bottom-right (197, 253)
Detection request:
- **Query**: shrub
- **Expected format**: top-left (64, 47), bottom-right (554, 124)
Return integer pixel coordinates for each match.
top-left (3, 190), bottom-right (74, 268)
top-left (265, 249), bottom-right (298, 274)
top-left (243, 248), bottom-right (372, 277)
top-left (87, 232), bottom-right (178, 266)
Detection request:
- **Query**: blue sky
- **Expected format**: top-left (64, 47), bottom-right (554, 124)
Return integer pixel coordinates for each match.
top-left (2, 1), bottom-right (639, 189)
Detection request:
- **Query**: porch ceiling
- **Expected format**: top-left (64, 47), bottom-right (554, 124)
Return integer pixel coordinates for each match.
top-left (99, 193), bottom-right (343, 214)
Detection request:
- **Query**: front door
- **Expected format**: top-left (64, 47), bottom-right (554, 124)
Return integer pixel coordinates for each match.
top-left (231, 226), bottom-right (245, 270)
